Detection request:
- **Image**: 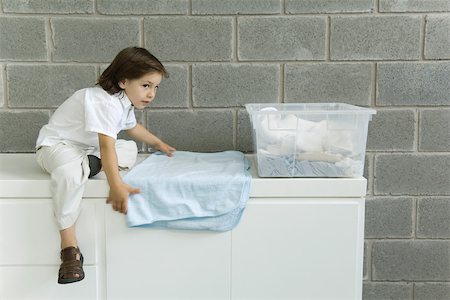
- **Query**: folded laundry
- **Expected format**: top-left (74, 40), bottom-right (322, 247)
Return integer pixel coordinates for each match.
top-left (123, 151), bottom-right (251, 231)
top-left (255, 107), bottom-right (355, 156)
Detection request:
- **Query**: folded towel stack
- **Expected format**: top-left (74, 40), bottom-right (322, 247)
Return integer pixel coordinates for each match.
top-left (123, 151), bottom-right (251, 231)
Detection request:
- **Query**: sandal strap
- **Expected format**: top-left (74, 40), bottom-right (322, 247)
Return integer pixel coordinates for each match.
top-left (60, 260), bottom-right (82, 268)
top-left (60, 246), bottom-right (81, 261)
top-left (59, 247), bottom-right (84, 280)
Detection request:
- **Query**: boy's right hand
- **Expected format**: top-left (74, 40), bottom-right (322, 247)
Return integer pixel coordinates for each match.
top-left (106, 183), bottom-right (140, 214)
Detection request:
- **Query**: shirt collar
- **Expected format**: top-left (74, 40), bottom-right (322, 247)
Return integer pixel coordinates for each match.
top-left (115, 91), bottom-right (133, 109)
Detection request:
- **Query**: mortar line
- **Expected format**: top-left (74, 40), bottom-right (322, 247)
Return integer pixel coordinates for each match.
top-left (1, 11), bottom-right (449, 17)
top-left (366, 239), bottom-right (372, 281)
top-left (232, 16), bottom-right (238, 62)
top-left (372, 62), bottom-right (377, 107)
top-left (4, 60), bottom-right (450, 65)
top-left (421, 15), bottom-right (427, 60)
top-left (412, 197), bottom-right (418, 239)
top-left (414, 109), bottom-right (420, 152)
top-left (370, 153), bottom-right (375, 196)
top-left (45, 17), bottom-right (53, 62)
top-left (233, 109), bottom-right (237, 150)
top-left (93, 0), bottom-right (98, 14)
top-left (326, 16), bottom-right (331, 61)
top-left (280, 63), bottom-right (284, 103)
top-left (139, 17), bottom-right (144, 47)
top-left (188, 64), bottom-right (193, 109)
top-left (1, 64), bottom-right (6, 109)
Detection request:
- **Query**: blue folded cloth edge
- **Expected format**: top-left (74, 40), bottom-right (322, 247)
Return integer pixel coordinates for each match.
top-left (124, 151), bottom-right (252, 232)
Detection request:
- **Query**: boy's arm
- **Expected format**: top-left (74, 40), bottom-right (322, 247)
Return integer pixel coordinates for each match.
top-left (99, 133), bottom-right (140, 214)
top-left (126, 124), bottom-right (175, 156)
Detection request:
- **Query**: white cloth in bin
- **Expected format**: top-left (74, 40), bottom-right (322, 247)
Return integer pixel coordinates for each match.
top-left (256, 107), bottom-right (354, 156)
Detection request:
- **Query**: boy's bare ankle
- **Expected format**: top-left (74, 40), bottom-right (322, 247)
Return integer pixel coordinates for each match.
top-left (60, 242), bottom-right (78, 250)
top-left (60, 225), bottom-right (78, 250)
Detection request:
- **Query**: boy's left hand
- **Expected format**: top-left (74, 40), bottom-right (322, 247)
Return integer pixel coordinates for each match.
top-left (154, 142), bottom-right (176, 157)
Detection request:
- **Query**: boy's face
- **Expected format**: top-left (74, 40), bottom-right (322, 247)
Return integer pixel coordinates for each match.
top-left (119, 72), bottom-right (163, 109)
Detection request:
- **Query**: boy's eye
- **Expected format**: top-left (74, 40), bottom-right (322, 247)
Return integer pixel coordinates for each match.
top-left (143, 84), bottom-right (149, 88)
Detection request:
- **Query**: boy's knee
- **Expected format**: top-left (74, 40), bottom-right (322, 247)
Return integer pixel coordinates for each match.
top-left (51, 158), bottom-right (89, 185)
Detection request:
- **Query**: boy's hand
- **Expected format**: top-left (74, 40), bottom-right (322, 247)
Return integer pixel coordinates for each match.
top-left (106, 183), bottom-right (140, 214)
top-left (154, 141), bottom-right (176, 157)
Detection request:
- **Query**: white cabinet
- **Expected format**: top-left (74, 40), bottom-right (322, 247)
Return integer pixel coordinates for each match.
top-left (104, 197), bottom-right (364, 300)
top-left (0, 154), bottom-right (366, 300)
top-left (231, 198), bottom-right (364, 300)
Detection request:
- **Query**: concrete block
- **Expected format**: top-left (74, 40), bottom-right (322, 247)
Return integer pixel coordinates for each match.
top-left (192, 0), bottom-right (280, 14)
top-left (331, 16), bottom-right (421, 60)
top-left (97, 0), bottom-right (187, 15)
top-left (377, 62), bottom-right (450, 106)
top-left (372, 240), bottom-right (450, 280)
top-left (425, 16), bottom-right (450, 59)
top-left (151, 65), bottom-right (189, 108)
top-left (192, 64), bottom-right (279, 107)
top-left (51, 18), bottom-right (139, 62)
top-left (0, 111), bottom-right (49, 152)
top-left (286, 0), bottom-right (373, 13)
top-left (2, 0), bottom-right (94, 13)
top-left (147, 110), bottom-right (234, 152)
top-left (367, 109), bottom-right (415, 151)
top-left (380, 0), bottom-right (450, 12)
top-left (365, 197), bottom-right (413, 238)
top-left (0, 17), bottom-right (46, 61)
top-left (144, 17), bottom-right (232, 62)
top-left (237, 109), bottom-right (253, 153)
top-left (419, 109), bottom-right (450, 152)
top-left (414, 283), bottom-right (450, 300)
top-left (7, 65), bottom-right (96, 108)
top-left (417, 198), bottom-right (450, 238)
top-left (374, 154), bottom-right (450, 195)
top-left (284, 63), bottom-right (372, 106)
top-left (362, 282), bottom-right (413, 300)
top-left (238, 17), bottom-right (326, 61)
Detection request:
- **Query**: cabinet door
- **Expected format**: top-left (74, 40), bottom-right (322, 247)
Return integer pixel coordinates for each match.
top-left (231, 198), bottom-right (364, 300)
top-left (0, 199), bottom-right (96, 265)
top-left (105, 206), bottom-right (232, 300)
top-left (0, 199), bottom-right (98, 299)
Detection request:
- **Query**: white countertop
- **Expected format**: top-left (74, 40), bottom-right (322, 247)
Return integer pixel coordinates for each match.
top-left (0, 154), bottom-right (367, 198)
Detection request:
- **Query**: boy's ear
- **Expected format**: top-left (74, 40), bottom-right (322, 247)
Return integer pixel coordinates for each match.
top-left (118, 80), bottom-right (126, 89)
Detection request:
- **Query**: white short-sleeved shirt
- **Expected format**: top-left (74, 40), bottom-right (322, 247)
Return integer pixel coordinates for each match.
top-left (36, 87), bottom-right (137, 149)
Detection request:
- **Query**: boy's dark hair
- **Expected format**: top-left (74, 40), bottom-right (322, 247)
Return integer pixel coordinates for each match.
top-left (98, 47), bottom-right (167, 95)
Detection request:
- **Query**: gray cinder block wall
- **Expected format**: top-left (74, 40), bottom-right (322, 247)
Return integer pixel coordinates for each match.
top-left (0, 0), bottom-right (449, 299)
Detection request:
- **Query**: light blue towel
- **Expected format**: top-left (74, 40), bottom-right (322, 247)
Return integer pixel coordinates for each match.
top-left (123, 151), bottom-right (252, 231)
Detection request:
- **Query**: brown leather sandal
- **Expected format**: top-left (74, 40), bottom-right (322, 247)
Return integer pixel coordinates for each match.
top-left (58, 246), bottom-right (85, 284)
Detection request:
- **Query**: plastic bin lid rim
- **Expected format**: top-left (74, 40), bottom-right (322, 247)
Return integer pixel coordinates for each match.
top-left (245, 103), bottom-right (377, 115)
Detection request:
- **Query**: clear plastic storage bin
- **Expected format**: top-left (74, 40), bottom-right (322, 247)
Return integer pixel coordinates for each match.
top-left (246, 103), bottom-right (376, 177)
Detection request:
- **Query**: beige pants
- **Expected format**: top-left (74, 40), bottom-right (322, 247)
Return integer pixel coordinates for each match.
top-left (36, 140), bottom-right (137, 229)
